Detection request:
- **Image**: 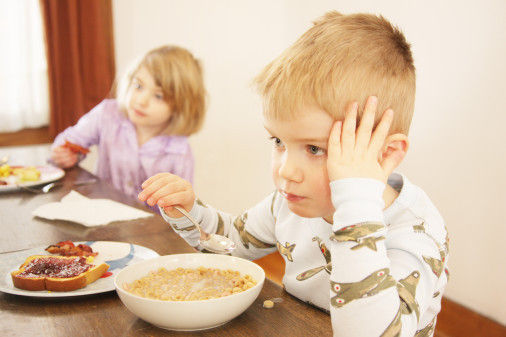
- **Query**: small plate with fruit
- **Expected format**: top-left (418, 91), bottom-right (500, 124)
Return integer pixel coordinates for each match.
top-left (0, 164), bottom-right (65, 192)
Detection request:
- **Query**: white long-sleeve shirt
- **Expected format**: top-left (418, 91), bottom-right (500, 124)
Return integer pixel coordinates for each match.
top-left (161, 173), bottom-right (449, 337)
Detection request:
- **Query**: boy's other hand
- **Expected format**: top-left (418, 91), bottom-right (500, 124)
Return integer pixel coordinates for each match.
top-left (138, 173), bottom-right (195, 218)
top-left (50, 146), bottom-right (79, 168)
top-left (327, 96), bottom-right (400, 183)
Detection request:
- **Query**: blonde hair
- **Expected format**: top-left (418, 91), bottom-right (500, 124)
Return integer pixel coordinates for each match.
top-left (117, 45), bottom-right (206, 135)
top-left (254, 11), bottom-right (416, 135)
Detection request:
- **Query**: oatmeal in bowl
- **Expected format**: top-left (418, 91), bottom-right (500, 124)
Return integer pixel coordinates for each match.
top-left (123, 266), bottom-right (257, 301)
top-left (114, 253), bottom-right (265, 331)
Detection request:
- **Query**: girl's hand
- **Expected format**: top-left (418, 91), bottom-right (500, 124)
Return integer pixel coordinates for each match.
top-left (50, 146), bottom-right (79, 168)
top-left (327, 96), bottom-right (396, 183)
top-left (138, 173), bottom-right (195, 218)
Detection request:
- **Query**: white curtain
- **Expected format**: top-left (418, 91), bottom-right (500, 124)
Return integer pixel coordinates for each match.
top-left (0, 0), bottom-right (49, 132)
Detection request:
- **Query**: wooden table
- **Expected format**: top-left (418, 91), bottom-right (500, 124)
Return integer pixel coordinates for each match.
top-left (0, 145), bottom-right (332, 336)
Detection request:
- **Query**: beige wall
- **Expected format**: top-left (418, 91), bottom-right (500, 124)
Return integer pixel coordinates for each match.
top-left (112, 0), bottom-right (506, 324)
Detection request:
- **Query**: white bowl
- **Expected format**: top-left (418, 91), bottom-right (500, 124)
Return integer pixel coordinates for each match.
top-left (114, 253), bottom-right (265, 331)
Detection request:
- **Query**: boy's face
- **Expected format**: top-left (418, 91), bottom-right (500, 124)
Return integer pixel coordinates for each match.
top-left (264, 106), bottom-right (335, 222)
top-left (126, 66), bottom-right (172, 130)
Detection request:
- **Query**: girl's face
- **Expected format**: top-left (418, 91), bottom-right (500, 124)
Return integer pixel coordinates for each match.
top-left (264, 106), bottom-right (335, 223)
top-left (126, 66), bottom-right (172, 130)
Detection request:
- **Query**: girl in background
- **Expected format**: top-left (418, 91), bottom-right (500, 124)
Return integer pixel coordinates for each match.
top-left (50, 45), bottom-right (206, 201)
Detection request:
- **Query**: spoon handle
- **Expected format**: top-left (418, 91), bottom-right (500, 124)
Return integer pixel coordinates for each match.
top-left (173, 206), bottom-right (203, 231)
top-left (173, 206), bottom-right (235, 254)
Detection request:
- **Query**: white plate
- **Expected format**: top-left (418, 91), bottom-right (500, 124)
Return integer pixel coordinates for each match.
top-left (0, 241), bottom-right (159, 297)
top-left (0, 165), bottom-right (65, 192)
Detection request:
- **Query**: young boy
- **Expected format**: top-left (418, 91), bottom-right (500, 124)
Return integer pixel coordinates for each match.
top-left (139, 11), bottom-right (448, 336)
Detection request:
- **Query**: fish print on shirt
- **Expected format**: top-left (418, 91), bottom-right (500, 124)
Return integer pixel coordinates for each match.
top-left (350, 236), bottom-right (386, 251)
top-left (414, 317), bottom-right (436, 337)
top-left (330, 268), bottom-right (396, 308)
top-left (380, 308), bottom-right (402, 337)
top-left (276, 241), bottom-right (296, 262)
top-left (193, 200), bottom-right (226, 236)
top-left (216, 213), bottom-right (225, 236)
top-left (296, 237), bottom-right (332, 281)
top-left (413, 222), bottom-right (448, 278)
top-left (330, 222), bottom-right (385, 251)
top-left (423, 256), bottom-right (445, 278)
top-left (443, 231), bottom-right (450, 281)
top-left (233, 212), bottom-right (275, 249)
top-left (444, 268), bottom-right (450, 282)
top-left (444, 232), bottom-right (450, 257)
top-left (173, 224), bottom-right (196, 232)
top-left (397, 271), bottom-right (421, 319)
top-left (380, 271), bottom-right (421, 336)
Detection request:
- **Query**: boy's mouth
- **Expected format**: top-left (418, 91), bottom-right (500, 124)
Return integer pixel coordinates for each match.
top-left (280, 190), bottom-right (305, 202)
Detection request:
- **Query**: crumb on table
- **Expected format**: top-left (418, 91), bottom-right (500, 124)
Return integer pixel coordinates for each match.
top-left (263, 300), bottom-right (274, 308)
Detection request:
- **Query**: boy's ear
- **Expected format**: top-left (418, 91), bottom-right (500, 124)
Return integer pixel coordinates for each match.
top-left (379, 133), bottom-right (409, 173)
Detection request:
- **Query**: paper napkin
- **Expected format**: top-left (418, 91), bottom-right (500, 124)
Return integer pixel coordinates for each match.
top-left (33, 190), bottom-right (153, 227)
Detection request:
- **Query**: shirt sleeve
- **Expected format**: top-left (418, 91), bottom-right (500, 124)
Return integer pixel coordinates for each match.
top-left (159, 191), bottom-right (281, 260)
top-left (51, 100), bottom-right (108, 152)
top-left (328, 178), bottom-right (447, 337)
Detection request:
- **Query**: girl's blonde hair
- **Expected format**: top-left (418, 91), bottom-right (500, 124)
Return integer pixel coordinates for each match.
top-left (117, 45), bottom-right (206, 136)
top-left (254, 11), bottom-right (416, 135)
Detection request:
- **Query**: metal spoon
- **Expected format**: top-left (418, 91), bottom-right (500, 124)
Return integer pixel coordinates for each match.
top-left (173, 206), bottom-right (236, 254)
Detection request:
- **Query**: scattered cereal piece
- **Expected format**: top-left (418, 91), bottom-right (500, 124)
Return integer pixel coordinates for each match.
top-left (263, 300), bottom-right (274, 309)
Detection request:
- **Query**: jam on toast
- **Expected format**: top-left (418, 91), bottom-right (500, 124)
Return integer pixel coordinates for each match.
top-left (11, 255), bottom-right (109, 292)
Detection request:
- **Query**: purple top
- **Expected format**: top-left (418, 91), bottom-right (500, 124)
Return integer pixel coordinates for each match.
top-left (52, 99), bottom-right (194, 200)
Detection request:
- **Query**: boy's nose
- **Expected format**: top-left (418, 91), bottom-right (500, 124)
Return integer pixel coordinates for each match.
top-left (278, 155), bottom-right (303, 183)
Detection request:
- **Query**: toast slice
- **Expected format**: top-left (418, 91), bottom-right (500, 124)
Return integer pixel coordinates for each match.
top-left (63, 140), bottom-right (90, 154)
top-left (11, 255), bottom-right (109, 292)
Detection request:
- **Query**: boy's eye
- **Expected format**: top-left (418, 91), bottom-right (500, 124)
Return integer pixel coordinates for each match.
top-left (155, 93), bottom-right (164, 100)
top-left (270, 137), bottom-right (283, 147)
top-left (133, 82), bottom-right (142, 90)
top-left (307, 145), bottom-right (325, 156)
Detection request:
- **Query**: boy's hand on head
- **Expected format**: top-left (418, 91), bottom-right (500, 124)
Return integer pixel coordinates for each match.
top-left (327, 96), bottom-right (398, 183)
top-left (138, 173), bottom-right (195, 218)
top-left (50, 146), bottom-right (79, 168)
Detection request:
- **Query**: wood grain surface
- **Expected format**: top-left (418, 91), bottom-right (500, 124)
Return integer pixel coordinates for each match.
top-left (0, 146), bottom-right (332, 336)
